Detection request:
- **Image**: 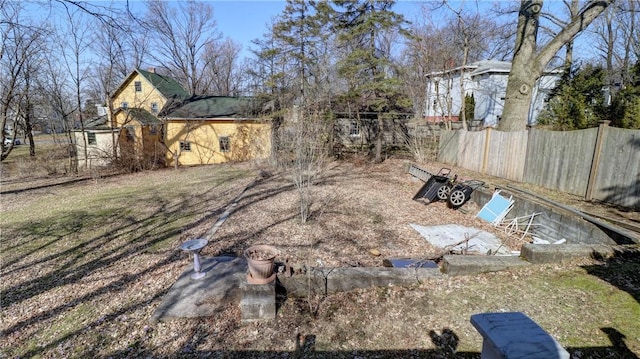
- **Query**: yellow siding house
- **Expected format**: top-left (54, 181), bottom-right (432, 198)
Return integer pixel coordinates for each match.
top-left (161, 96), bottom-right (271, 166)
top-left (78, 68), bottom-right (271, 168)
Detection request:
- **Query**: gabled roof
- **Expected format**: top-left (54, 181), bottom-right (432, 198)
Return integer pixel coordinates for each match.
top-left (469, 60), bottom-right (512, 77)
top-left (425, 59), bottom-right (563, 79)
top-left (159, 96), bottom-right (262, 119)
top-left (425, 60), bottom-right (511, 78)
top-left (126, 108), bottom-right (163, 125)
top-left (136, 69), bottom-right (189, 100)
top-left (77, 115), bottom-right (111, 130)
top-left (112, 107), bottom-right (163, 126)
top-left (111, 69), bottom-right (189, 102)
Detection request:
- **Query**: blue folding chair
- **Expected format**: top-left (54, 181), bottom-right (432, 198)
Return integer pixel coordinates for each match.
top-left (476, 190), bottom-right (514, 226)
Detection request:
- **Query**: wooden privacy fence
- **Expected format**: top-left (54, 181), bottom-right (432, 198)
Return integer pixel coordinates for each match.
top-left (437, 122), bottom-right (640, 209)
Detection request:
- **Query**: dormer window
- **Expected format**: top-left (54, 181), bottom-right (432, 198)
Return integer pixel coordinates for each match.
top-left (134, 81), bottom-right (142, 92)
top-left (121, 102), bottom-right (128, 109)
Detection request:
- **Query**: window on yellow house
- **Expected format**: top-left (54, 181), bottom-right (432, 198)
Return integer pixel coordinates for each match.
top-left (121, 102), bottom-right (128, 109)
top-left (151, 102), bottom-right (158, 113)
top-left (125, 126), bottom-right (135, 141)
top-left (180, 141), bottom-right (191, 151)
top-left (135, 81), bottom-right (142, 92)
top-left (87, 132), bottom-right (97, 145)
top-left (219, 136), bottom-right (230, 152)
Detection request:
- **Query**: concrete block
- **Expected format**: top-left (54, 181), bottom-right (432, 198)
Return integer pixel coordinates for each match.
top-left (521, 243), bottom-right (616, 263)
top-left (276, 267), bottom-right (443, 297)
top-left (240, 281), bottom-right (275, 323)
top-left (442, 255), bottom-right (529, 276)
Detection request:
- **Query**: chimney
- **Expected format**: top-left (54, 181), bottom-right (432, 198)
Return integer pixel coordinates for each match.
top-left (148, 67), bottom-right (156, 74)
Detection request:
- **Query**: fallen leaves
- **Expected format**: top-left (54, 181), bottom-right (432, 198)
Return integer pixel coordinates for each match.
top-left (2, 159), bottom-right (638, 357)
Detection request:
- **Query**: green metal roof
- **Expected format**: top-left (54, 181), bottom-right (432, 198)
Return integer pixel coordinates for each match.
top-left (127, 108), bottom-right (163, 125)
top-left (160, 96), bottom-right (262, 119)
top-left (136, 69), bottom-right (189, 100)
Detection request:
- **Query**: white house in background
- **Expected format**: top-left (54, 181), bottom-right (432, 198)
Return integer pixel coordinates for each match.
top-left (424, 60), bottom-right (561, 128)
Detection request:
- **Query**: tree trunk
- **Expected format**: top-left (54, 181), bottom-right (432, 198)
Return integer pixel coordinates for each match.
top-left (375, 112), bottom-right (383, 163)
top-left (563, 0), bottom-right (580, 72)
top-left (499, 0), bottom-right (543, 131)
top-left (460, 24), bottom-right (470, 131)
top-left (499, 0), bottom-right (614, 131)
top-left (26, 101), bottom-right (35, 157)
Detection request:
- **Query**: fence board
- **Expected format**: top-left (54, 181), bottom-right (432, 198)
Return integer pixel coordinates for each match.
top-left (433, 125), bottom-right (640, 209)
top-left (485, 130), bottom-right (528, 182)
top-left (593, 127), bottom-right (640, 209)
top-left (438, 130), bottom-right (459, 165)
top-left (524, 128), bottom-right (597, 196)
top-left (457, 131), bottom-right (485, 173)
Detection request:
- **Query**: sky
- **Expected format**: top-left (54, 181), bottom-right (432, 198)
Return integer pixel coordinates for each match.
top-left (212, 1), bottom-right (288, 45)
top-left (202, 0), bottom-right (596, 63)
top-left (194, 0), bottom-right (428, 57)
top-left (28, 0), bottom-right (595, 64)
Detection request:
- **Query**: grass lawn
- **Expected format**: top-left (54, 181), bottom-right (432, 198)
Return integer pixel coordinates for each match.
top-left (1, 158), bottom-right (639, 358)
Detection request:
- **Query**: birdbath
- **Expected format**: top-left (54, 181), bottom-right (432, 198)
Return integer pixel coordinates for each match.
top-left (180, 238), bottom-right (208, 280)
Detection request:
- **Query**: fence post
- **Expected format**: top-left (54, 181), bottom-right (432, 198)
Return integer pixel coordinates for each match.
top-left (585, 120), bottom-right (610, 201)
top-left (481, 127), bottom-right (491, 174)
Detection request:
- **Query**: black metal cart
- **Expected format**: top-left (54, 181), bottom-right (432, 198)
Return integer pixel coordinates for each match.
top-left (413, 168), bottom-right (456, 203)
top-left (447, 180), bottom-right (486, 209)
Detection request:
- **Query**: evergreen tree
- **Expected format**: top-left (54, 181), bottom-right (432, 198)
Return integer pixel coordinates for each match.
top-left (538, 64), bottom-right (606, 130)
top-left (540, 62), bottom-right (640, 130)
top-left (333, 0), bottom-right (410, 162)
top-left (610, 61), bottom-right (640, 129)
top-left (273, 0), bottom-right (332, 108)
top-left (250, 0), bottom-right (335, 113)
top-left (461, 94), bottom-right (475, 125)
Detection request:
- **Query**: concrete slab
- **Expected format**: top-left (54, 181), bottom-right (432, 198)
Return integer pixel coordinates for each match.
top-left (151, 256), bottom-right (247, 322)
top-left (442, 255), bottom-right (529, 276)
top-left (521, 243), bottom-right (618, 263)
top-left (410, 223), bottom-right (512, 255)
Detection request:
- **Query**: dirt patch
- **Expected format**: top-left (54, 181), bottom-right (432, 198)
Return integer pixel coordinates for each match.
top-left (207, 159), bottom-right (528, 269)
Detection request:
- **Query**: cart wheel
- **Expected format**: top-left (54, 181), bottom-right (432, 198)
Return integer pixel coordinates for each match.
top-left (436, 185), bottom-right (451, 201)
top-left (448, 189), bottom-right (467, 208)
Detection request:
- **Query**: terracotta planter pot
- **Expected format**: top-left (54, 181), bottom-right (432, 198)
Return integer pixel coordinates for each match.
top-left (244, 244), bottom-right (278, 284)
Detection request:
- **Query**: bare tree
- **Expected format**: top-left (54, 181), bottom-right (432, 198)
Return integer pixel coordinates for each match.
top-left (55, 6), bottom-right (95, 170)
top-left (589, 0), bottom-right (639, 96)
top-left (201, 38), bottom-right (243, 96)
top-left (0, 2), bottom-right (45, 161)
top-left (144, 0), bottom-right (221, 95)
top-left (401, 3), bottom-right (504, 128)
top-left (39, 54), bottom-right (79, 173)
top-left (441, 2), bottom-right (498, 130)
top-left (498, 0), bottom-right (614, 131)
top-left (277, 111), bottom-right (330, 224)
top-left (87, 11), bottom-right (147, 162)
